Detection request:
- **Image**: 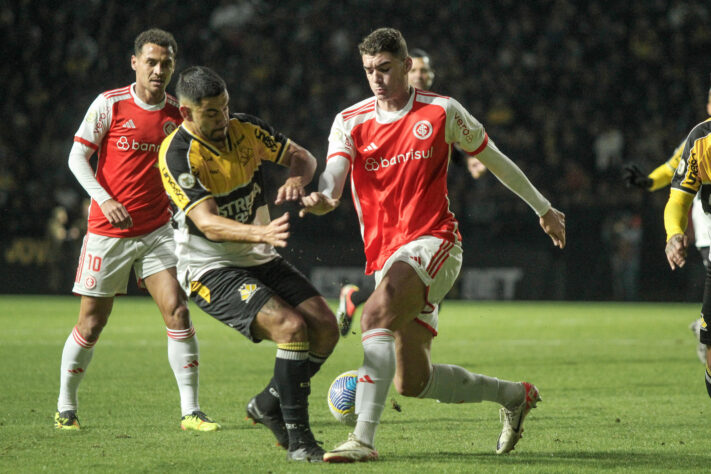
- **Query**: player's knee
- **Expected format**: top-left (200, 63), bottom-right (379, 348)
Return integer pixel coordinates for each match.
top-left (277, 313), bottom-right (309, 341)
top-left (76, 317), bottom-right (107, 342)
top-left (393, 373), bottom-right (427, 398)
top-left (168, 303), bottom-right (191, 329)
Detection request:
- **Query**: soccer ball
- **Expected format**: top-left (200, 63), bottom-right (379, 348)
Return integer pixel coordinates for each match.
top-left (327, 370), bottom-right (358, 426)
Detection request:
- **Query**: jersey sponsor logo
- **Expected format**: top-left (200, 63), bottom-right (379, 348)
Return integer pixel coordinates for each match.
top-left (239, 283), bottom-right (259, 302)
top-left (116, 136), bottom-right (161, 153)
top-left (413, 120), bottom-right (433, 140)
top-left (163, 120), bottom-right (178, 136)
top-left (162, 169), bottom-right (190, 208)
top-left (121, 119), bottom-right (136, 128)
top-left (254, 129), bottom-right (278, 152)
top-left (217, 182), bottom-right (263, 223)
top-left (363, 146), bottom-right (433, 172)
top-left (453, 112), bottom-right (474, 143)
top-left (178, 173), bottom-right (196, 189)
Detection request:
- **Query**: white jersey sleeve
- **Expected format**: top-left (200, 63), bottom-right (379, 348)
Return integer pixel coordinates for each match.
top-left (326, 114), bottom-right (356, 164)
top-left (444, 98), bottom-right (488, 154)
top-left (74, 93), bottom-right (112, 149)
top-left (69, 93), bottom-right (113, 204)
top-left (444, 99), bottom-right (551, 216)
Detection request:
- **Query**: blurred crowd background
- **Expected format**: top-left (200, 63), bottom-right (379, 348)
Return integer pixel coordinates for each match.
top-left (3, 0), bottom-right (711, 299)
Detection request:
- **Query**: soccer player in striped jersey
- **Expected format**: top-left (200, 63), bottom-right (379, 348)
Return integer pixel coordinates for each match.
top-left (159, 66), bottom-right (338, 462)
top-left (663, 112), bottom-right (711, 400)
top-left (301, 28), bottom-right (565, 462)
top-left (624, 81), bottom-right (711, 364)
top-left (55, 29), bottom-right (219, 432)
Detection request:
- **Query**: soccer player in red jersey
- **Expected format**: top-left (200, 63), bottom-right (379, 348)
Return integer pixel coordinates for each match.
top-left (301, 28), bottom-right (565, 461)
top-left (54, 29), bottom-right (218, 432)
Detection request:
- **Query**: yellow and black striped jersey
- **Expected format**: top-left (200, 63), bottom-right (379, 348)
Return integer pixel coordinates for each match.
top-left (159, 113), bottom-right (290, 290)
top-left (651, 118), bottom-right (711, 191)
top-left (665, 120), bottom-right (711, 240)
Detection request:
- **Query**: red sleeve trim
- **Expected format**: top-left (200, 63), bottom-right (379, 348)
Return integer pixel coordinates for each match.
top-left (327, 151), bottom-right (352, 164)
top-left (466, 133), bottom-right (489, 156)
top-left (74, 136), bottom-right (99, 150)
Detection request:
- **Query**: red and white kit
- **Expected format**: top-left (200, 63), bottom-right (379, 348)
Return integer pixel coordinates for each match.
top-left (73, 84), bottom-right (181, 237)
top-left (327, 89), bottom-right (488, 274)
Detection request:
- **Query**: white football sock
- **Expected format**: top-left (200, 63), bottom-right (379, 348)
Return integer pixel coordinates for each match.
top-left (57, 326), bottom-right (95, 412)
top-left (167, 326), bottom-right (200, 416)
top-left (418, 364), bottom-right (524, 409)
top-left (353, 328), bottom-right (395, 447)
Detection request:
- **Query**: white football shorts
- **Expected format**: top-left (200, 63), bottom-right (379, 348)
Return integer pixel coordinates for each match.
top-left (73, 223), bottom-right (177, 297)
top-left (374, 235), bottom-right (463, 335)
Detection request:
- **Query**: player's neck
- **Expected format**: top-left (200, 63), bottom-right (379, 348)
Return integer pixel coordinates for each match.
top-left (377, 86), bottom-right (412, 112)
top-left (134, 84), bottom-right (166, 106)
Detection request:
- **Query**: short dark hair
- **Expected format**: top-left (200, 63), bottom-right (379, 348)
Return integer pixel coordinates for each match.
top-left (358, 27), bottom-right (408, 60)
top-left (134, 28), bottom-right (178, 57)
top-left (175, 66), bottom-right (226, 104)
top-left (409, 48), bottom-right (430, 61)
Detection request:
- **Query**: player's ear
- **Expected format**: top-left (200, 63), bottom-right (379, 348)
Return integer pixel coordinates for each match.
top-left (131, 55), bottom-right (137, 72)
top-left (404, 56), bottom-right (413, 73)
top-left (179, 105), bottom-right (192, 122)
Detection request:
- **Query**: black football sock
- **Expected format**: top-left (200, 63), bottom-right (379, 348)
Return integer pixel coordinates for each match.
top-left (705, 364), bottom-right (711, 399)
top-left (274, 341), bottom-right (312, 449)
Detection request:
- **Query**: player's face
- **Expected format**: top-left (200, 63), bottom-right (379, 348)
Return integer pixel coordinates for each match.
top-left (408, 56), bottom-right (434, 90)
top-left (362, 52), bottom-right (411, 102)
top-left (191, 91), bottom-right (230, 143)
top-left (132, 43), bottom-right (175, 102)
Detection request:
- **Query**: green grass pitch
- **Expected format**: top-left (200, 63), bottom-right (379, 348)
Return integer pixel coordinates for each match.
top-left (1, 295), bottom-right (708, 472)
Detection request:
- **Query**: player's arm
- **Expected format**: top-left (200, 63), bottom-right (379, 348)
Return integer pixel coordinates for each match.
top-left (476, 142), bottom-right (565, 248)
top-left (69, 95), bottom-right (132, 229)
top-left (275, 141), bottom-right (317, 205)
top-left (186, 198), bottom-right (290, 248)
top-left (299, 155), bottom-right (349, 217)
top-left (664, 189), bottom-right (693, 270)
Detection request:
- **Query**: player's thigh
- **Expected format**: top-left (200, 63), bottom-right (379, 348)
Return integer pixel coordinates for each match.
top-left (190, 266), bottom-right (273, 342)
top-left (255, 257), bottom-right (337, 341)
top-left (133, 224), bottom-right (178, 286)
top-left (393, 320), bottom-right (434, 397)
top-left (363, 261), bottom-right (427, 331)
top-left (143, 267), bottom-right (190, 328)
top-left (73, 233), bottom-right (136, 297)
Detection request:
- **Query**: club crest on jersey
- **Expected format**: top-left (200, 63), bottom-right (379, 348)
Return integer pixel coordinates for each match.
top-left (178, 173), bottom-right (196, 188)
top-left (85, 276), bottom-right (96, 289)
top-left (239, 283), bottom-right (259, 302)
top-left (163, 121), bottom-right (178, 136)
top-left (413, 120), bottom-right (433, 140)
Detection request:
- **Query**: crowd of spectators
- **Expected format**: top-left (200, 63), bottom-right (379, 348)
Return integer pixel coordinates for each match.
top-left (3, 0), bottom-right (711, 298)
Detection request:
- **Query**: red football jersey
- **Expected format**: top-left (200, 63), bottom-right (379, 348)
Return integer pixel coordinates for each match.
top-left (327, 89), bottom-right (488, 274)
top-left (73, 84), bottom-right (182, 237)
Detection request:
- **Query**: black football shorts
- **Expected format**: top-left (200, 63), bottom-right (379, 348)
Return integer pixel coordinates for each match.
top-left (190, 257), bottom-right (320, 342)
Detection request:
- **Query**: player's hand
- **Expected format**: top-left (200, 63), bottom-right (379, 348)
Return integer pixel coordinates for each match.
top-left (467, 157), bottom-right (487, 179)
top-left (100, 199), bottom-right (133, 229)
top-left (539, 207), bottom-right (566, 249)
top-left (260, 212), bottom-right (290, 247)
top-left (665, 233), bottom-right (688, 270)
top-left (623, 164), bottom-right (653, 189)
top-left (299, 192), bottom-right (340, 217)
top-left (275, 177), bottom-right (306, 205)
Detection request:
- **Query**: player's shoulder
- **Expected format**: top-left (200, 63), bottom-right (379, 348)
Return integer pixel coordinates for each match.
top-left (687, 119), bottom-right (711, 143)
top-left (231, 112), bottom-right (270, 129)
top-left (162, 126), bottom-right (192, 155)
top-left (166, 92), bottom-right (179, 108)
top-left (100, 85), bottom-right (133, 103)
top-left (340, 97), bottom-right (377, 122)
top-left (414, 88), bottom-right (450, 103)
